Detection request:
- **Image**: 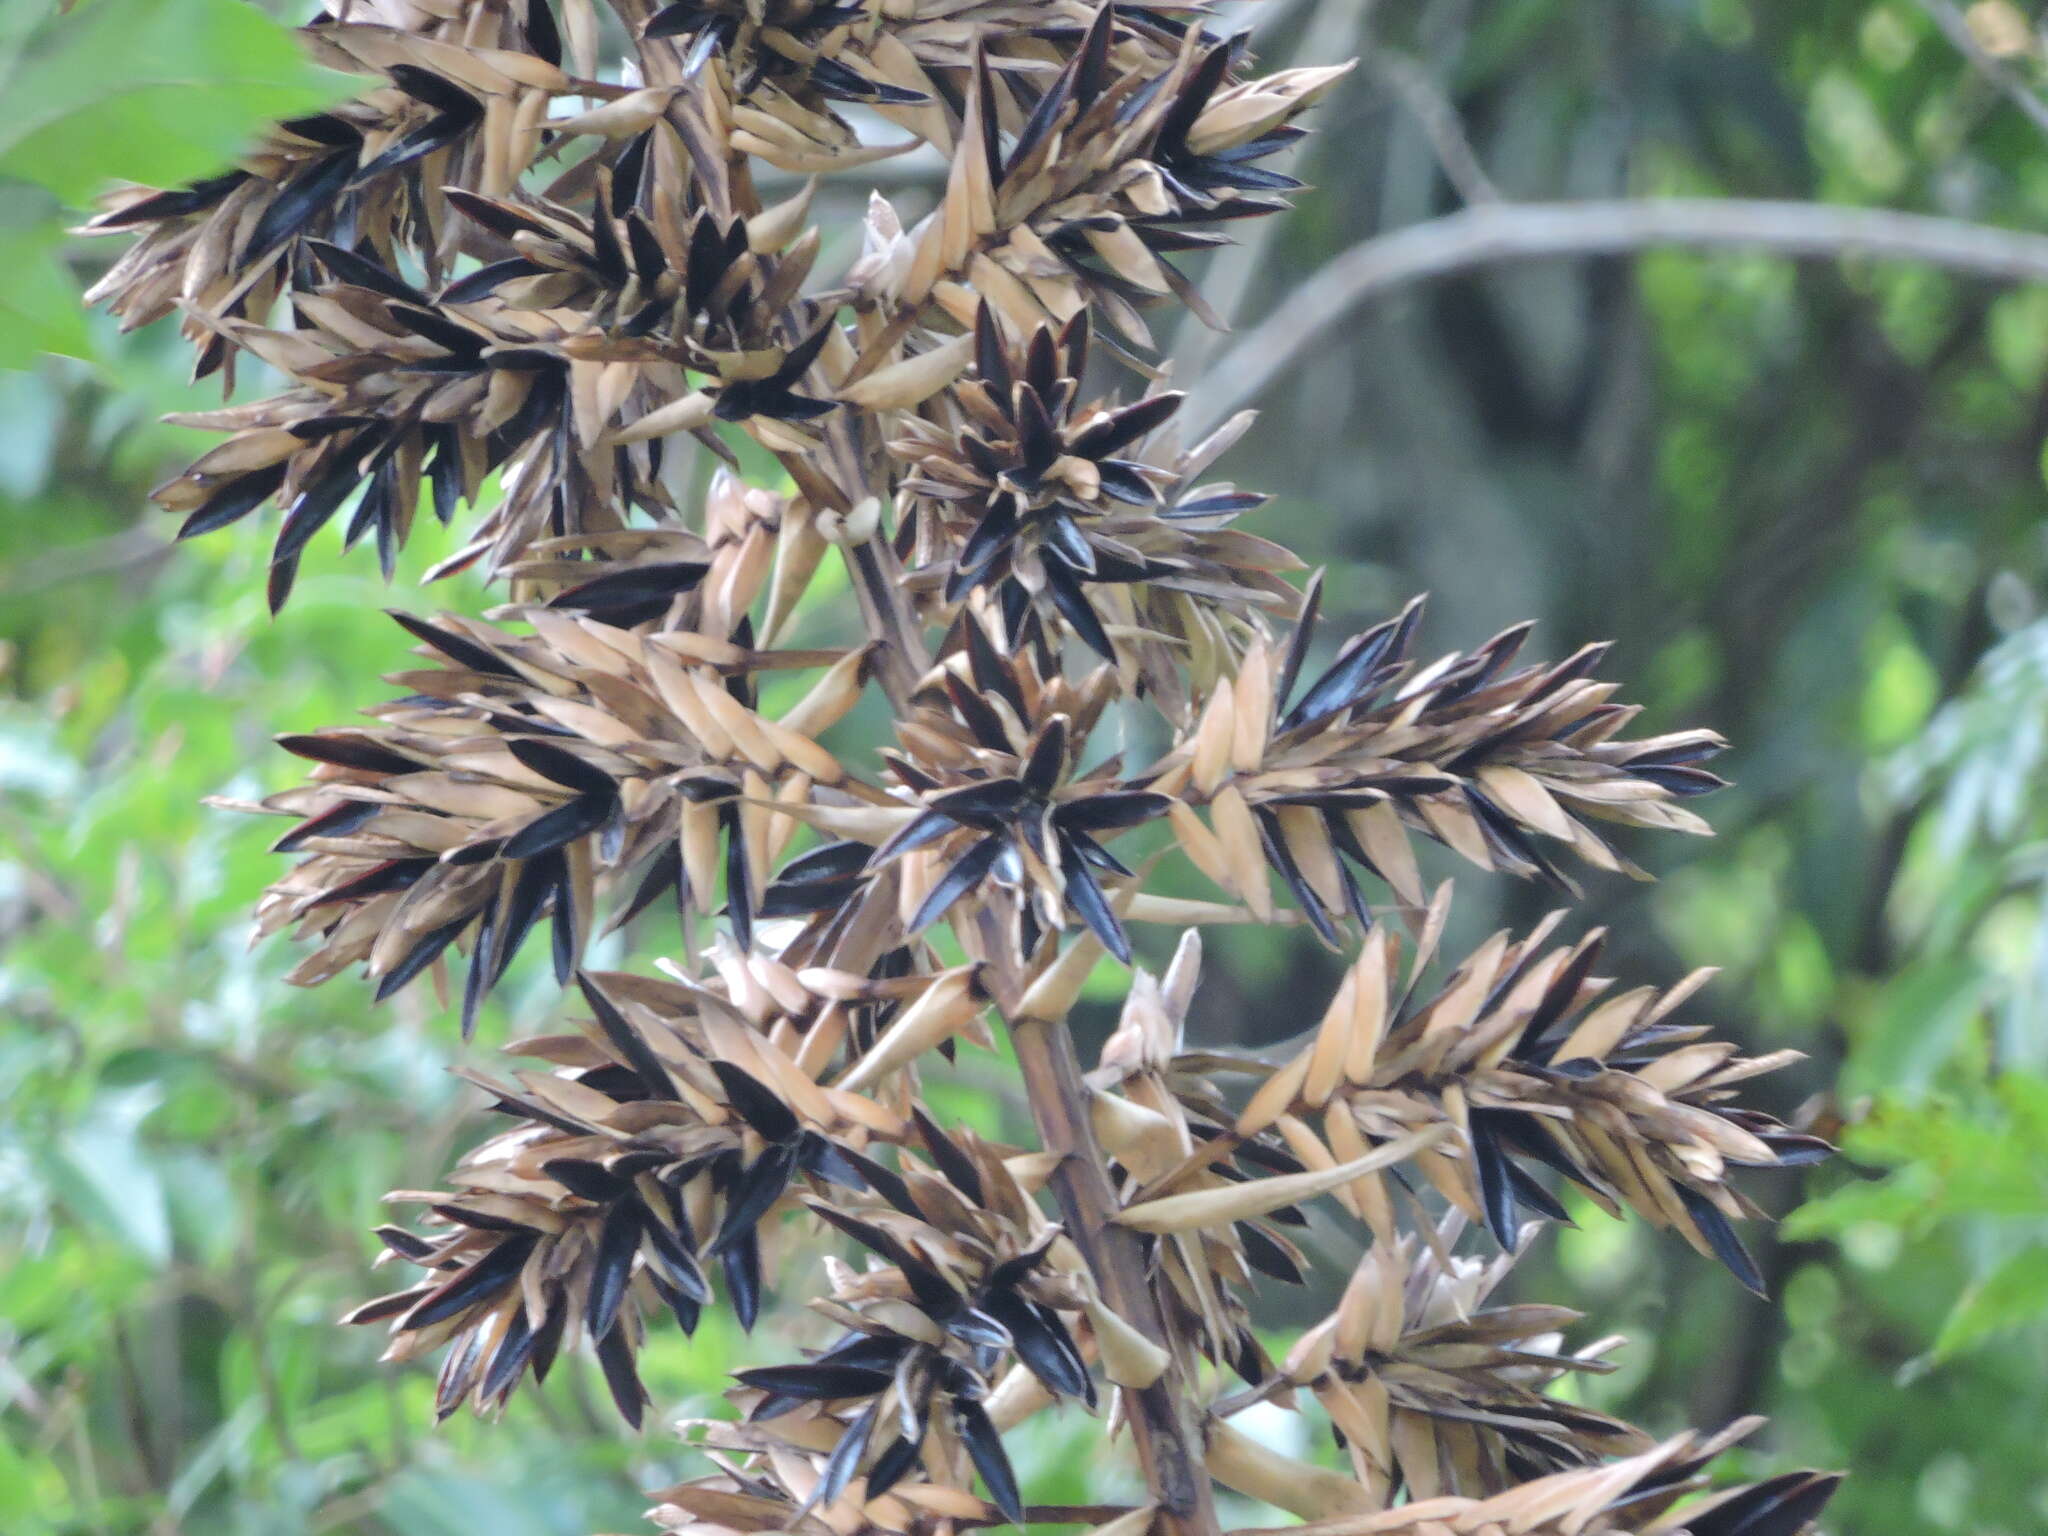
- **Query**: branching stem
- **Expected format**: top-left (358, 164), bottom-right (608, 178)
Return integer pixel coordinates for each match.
top-left (1009, 1012), bottom-right (1221, 1536)
top-left (828, 410), bottom-right (1217, 1527)
top-left (1194, 197), bottom-right (2048, 431)
top-left (843, 533), bottom-right (929, 714)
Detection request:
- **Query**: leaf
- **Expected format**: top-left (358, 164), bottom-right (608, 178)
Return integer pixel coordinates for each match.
top-left (577, 972), bottom-right (676, 1100)
top-left (1840, 959), bottom-right (1986, 1101)
top-left (908, 832), bottom-right (1006, 933)
top-left (722, 1227), bottom-right (763, 1331)
top-left (709, 1142), bottom-right (799, 1255)
top-left (0, 0), bottom-right (353, 206)
top-left (34, 1088), bottom-right (171, 1264)
top-left (983, 1292), bottom-right (1093, 1403)
top-left (1934, 1246), bottom-right (2048, 1358)
top-left (1118, 1128), bottom-right (1448, 1232)
top-left (708, 1060), bottom-right (800, 1143)
top-left (401, 1235), bottom-right (534, 1330)
top-left (585, 1199), bottom-right (641, 1343)
top-left (0, 219), bottom-right (91, 370)
top-left (734, 1363), bottom-right (894, 1402)
top-left (592, 1317), bottom-right (646, 1428)
top-left (1782, 1162), bottom-right (1940, 1239)
top-left (1677, 1184), bottom-right (1765, 1296)
top-left (813, 1399), bottom-right (880, 1508)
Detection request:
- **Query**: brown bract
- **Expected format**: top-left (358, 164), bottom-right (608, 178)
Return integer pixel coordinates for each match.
top-left (94, 2), bottom-right (1841, 1534)
top-left (226, 600), bottom-right (865, 1031)
top-left (1146, 578), bottom-right (1728, 940)
top-left (1278, 1222), bottom-right (1651, 1501)
top-left (1221, 1419), bottom-right (1839, 1536)
top-left (887, 305), bottom-right (1296, 702)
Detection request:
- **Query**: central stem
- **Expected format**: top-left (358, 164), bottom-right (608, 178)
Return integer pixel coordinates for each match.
top-left (812, 343), bottom-right (1216, 1530)
top-left (1009, 1012), bottom-right (1221, 1536)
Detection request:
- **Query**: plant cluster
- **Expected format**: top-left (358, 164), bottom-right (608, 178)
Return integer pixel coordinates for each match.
top-left (86, 2), bottom-right (1842, 1534)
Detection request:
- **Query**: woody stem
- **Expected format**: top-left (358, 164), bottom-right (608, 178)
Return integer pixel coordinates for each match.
top-left (1009, 1011), bottom-right (1222, 1536)
top-left (844, 533), bottom-right (928, 713)
top-left (822, 347), bottom-right (1215, 1529)
top-left (801, 340), bottom-right (930, 713)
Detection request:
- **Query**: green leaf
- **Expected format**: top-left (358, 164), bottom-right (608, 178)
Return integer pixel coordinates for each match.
top-left (0, 0), bottom-right (351, 207)
top-left (1840, 958), bottom-right (1986, 1100)
top-left (1784, 1161), bottom-right (1939, 1239)
top-left (0, 218), bottom-right (91, 369)
top-left (32, 1088), bottom-right (173, 1264)
top-left (1999, 1071), bottom-right (2048, 1144)
top-left (1934, 1247), bottom-right (2048, 1357)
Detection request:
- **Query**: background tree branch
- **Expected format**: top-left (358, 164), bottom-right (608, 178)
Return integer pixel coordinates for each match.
top-left (1196, 197), bottom-right (2048, 429)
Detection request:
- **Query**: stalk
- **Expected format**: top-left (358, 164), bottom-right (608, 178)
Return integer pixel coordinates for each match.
top-left (1009, 1009), bottom-right (1221, 1536)
top-left (846, 464), bottom-right (1216, 1529)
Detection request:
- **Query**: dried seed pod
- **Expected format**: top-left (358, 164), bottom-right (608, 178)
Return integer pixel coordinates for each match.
top-left (1215, 1419), bottom-right (1839, 1535)
top-left (1151, 580), bottom-right (1729, 940)
top-left (887, 305), bottom-right (1295, 690)
top-left (343, 968), bottom-right (894, 1418)
top-left (1282, 1217), bottom-right (1651, 1502)
top-left (759, 617), bottom-right (1172, 965)
top-left (244, 609), bottom-right (861, 1027)
top-left (1203, 914), bottom-right (1828, 1286)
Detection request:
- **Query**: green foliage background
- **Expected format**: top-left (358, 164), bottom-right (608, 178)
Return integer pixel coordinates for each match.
top-left (6, 0), bottom-right (2048, 1531)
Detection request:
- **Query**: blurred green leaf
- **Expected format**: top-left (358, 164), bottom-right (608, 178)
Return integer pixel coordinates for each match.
top-left (1840, 959), bottom-right (1986, 1099)
top-left (33, 1088), bottom-right (172, 1263)
top-left (0, 0), bottom-right (349, 206)
top-left (1785, 1160), bottom-right (1940, 1238)
top-left (8, 1), bottom-right (2048, 1531)
top-left (0, 220), bottom-right (90, 369)
top-left (1934, 1246), bottom-right (2048, 1358)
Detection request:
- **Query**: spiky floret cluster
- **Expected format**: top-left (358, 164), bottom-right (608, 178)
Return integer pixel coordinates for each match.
top-left (93, 2), bottom-right (1840, 1534)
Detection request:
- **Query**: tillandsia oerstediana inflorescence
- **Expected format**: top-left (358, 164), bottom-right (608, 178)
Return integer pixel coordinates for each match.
top-left (87, 2), bottom-right (1841, 1534)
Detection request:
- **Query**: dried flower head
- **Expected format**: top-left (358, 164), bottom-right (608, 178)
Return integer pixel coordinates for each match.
top-left (887, 306), bottom-right (1295, 694)
top-left (226, 605), bottom-right (865, 1028)
top-left (1279, 1218), bottom-right (1651, 1500)
top-left (95, 1), bottom-right (1841, 1534)
top-left (1149, 578), bottom-right (1728, 940)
